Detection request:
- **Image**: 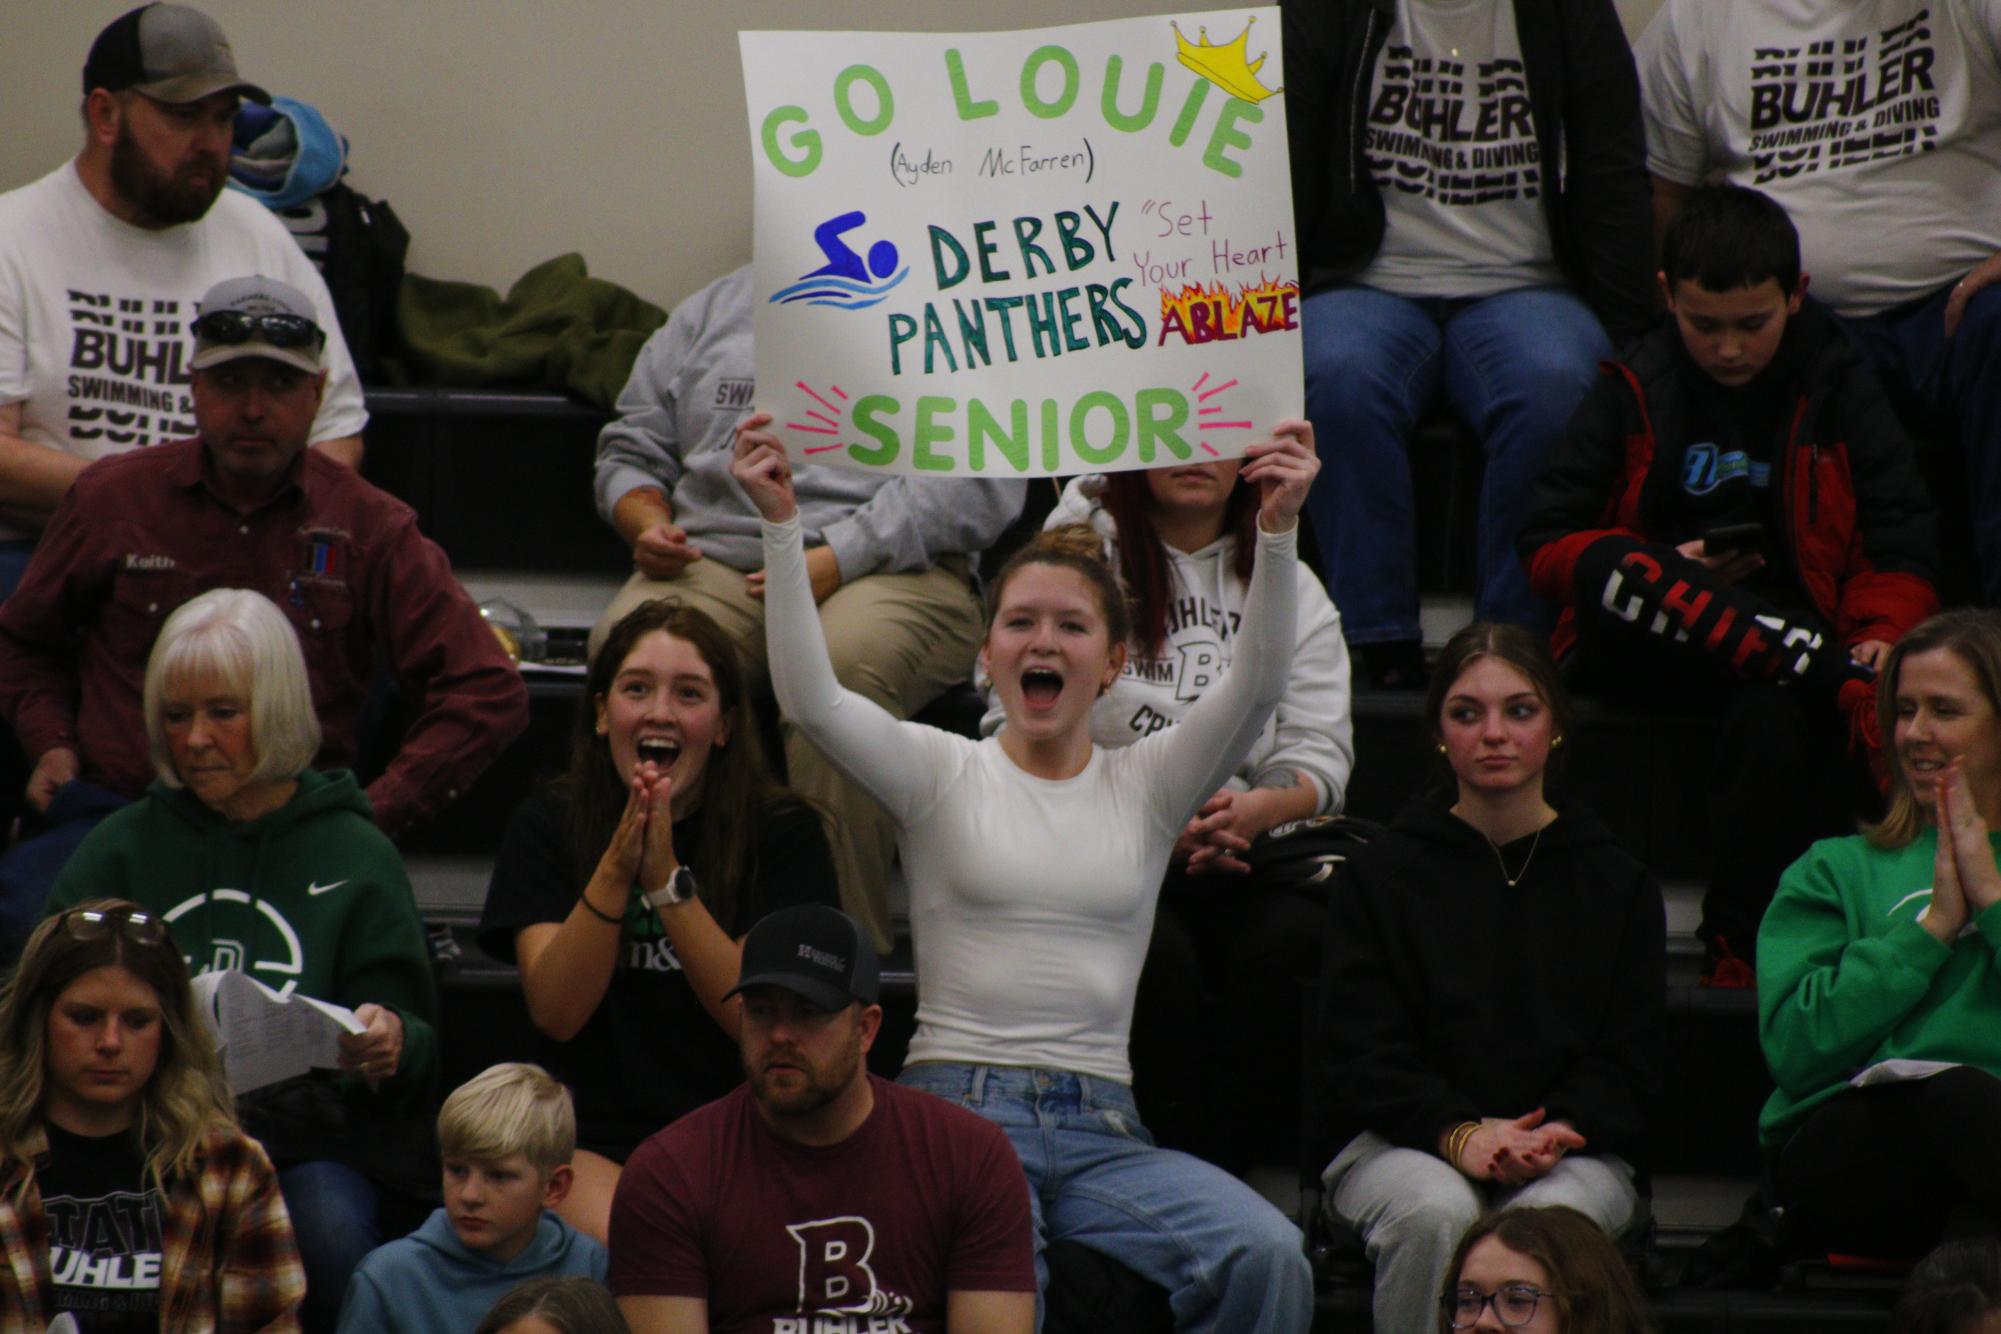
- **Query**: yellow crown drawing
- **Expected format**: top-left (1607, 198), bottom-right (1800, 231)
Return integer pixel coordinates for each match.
top-left (1171, 16), bottom-right (1283, 104)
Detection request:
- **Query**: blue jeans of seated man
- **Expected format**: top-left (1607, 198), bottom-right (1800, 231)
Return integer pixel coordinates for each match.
top-left (1325, 1129), bottom-right (1638, 1334)
top-left (1830, 282), bottom-right (2001, 602)
top-left (898, 1063), bottom-right (1314, 1334)
top-left (279, 1159), bottom-right (379, 1334)
top-left (1300, 284), bottom-right (1609, 644)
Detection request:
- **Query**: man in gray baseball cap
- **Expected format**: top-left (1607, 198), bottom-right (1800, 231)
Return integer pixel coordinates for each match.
top-left (0, 267), bottom-right (527, 920)
top-left (188, 274), bottom-right (329, 381)
top-left (0, 5), bottom-right (365, 596)
top-left (83, 3), bottom-right (272, 111)
top-left (77, 4), bottom-right (271, 230)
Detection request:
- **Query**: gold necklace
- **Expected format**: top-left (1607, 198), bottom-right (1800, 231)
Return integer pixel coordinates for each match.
top-left (1485, 826), bottom-right (1544, 887)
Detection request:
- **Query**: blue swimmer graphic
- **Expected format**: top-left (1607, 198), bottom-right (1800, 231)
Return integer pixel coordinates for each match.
top-left (806, 211), bottom-right (901, 282)
top-left (771, 211), bottom-right (909, 311)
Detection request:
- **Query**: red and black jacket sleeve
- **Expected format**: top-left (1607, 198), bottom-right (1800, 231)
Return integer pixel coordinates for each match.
top-left (1518, 359), bottom-right (1655, 605)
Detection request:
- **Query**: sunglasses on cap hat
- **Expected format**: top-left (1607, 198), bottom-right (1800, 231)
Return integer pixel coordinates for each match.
top-left (190, 310), bottom-right (325, 352)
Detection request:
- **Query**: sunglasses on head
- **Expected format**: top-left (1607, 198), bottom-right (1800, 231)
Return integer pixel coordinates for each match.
top-left (60, 905), bottom-right (168, 949)
top-left (190, 310), bottom-right (326, 352)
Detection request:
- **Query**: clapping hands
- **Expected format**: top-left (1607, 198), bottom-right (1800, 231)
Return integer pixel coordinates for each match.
top-left (604, 762), bottom-right (678, 895)
top-left (1924, 761), bottom-right (2001, 943)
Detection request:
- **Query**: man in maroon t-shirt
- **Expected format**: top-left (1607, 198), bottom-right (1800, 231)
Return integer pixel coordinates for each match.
top-left (609, 905), bottom-right (1035, 1334)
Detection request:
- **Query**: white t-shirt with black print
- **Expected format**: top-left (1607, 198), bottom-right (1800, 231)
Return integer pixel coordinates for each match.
top-left (1639, 0), bottom-right (2001, 316)
top-left (1358, 0), bottom-right (1564, 298)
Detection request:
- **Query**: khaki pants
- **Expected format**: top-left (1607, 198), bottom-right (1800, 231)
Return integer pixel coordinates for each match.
top-left (589, 556), bottom-right (985, 952)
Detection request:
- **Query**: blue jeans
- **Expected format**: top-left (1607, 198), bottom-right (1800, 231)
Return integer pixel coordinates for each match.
top-left (1300, 284), bottom-right (1609, 643)
top-left (898, 1063), bottom-right (1313, 1334)
top-left (279, 1160), bottom-right (380, 1333)
top-left (1831, 281), bottom-right (2001, 601)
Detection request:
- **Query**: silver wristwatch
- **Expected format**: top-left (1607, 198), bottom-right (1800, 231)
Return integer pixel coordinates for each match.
top-left (644, 865), bottom-right (697, 910)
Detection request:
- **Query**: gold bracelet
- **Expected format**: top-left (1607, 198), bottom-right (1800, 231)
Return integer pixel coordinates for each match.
top-left (1444, 1120), bottom-right (1478, 1167)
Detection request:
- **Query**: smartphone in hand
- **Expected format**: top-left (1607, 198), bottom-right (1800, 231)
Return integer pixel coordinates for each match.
top-left (1700, 521), bottom-right (1766, 556)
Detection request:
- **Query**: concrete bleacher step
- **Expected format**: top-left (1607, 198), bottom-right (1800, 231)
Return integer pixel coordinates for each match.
top-left (457, 569), bottom-right (625, 640)
top-left (1654, 1174), bottom-right (1756, 1246)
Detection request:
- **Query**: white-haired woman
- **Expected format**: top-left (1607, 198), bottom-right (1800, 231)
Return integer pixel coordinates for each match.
top-left (49, 588), bottom-right (439, 1334)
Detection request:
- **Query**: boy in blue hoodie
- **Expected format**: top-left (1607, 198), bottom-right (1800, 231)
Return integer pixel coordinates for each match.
top-left (336, 1063), bottom-right (608, 1332)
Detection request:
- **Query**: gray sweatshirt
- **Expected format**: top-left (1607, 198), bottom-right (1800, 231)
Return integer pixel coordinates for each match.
top-left (593, 265), bottom-right (1025, 577)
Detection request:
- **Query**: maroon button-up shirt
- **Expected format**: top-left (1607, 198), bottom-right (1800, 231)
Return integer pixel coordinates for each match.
top-left (0, 437), bottom-right (528, 836)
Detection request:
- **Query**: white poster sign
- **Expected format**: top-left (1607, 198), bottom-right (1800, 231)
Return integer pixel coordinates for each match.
top-left (740, 10), bottom-right (1298, 479)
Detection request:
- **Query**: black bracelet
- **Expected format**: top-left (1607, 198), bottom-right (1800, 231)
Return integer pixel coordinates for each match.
top-left (577, 892), bottom-right (623, 925)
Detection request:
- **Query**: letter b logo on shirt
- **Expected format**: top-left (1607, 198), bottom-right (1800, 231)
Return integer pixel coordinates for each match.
top-left (787, 1216), bottom-right (878, 1310)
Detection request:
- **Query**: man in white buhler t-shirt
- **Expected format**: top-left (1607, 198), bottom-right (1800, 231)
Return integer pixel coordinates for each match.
top-left (0, 4), bottom-right (368, 595)
top-left (1638, 0), bottom-right (2001, 600)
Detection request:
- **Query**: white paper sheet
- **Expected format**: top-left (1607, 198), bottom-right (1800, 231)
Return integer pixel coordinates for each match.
top-left (190, 970), bottom-right (366, 1095)
top-left (1849, 1058), bottom-right (1961, 1088)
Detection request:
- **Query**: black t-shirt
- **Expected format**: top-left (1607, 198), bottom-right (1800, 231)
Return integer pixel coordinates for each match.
top-left (39, 1125), bottom-right (164, 1333)
top-left (477, 789), bottom-right (839, 1160)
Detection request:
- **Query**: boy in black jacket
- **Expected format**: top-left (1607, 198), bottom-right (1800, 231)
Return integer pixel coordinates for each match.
top-left (1519, 184), bottom-right (1938, 983)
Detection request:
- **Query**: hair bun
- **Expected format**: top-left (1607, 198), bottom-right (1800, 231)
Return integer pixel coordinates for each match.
top-left (1025, 523), bottom-right (1112, 568)
top-left (986, 522), bottom-right (1133, 646)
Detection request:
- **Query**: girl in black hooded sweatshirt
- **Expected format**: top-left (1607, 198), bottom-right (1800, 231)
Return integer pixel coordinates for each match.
top-left (1314, 622), bottom-right (1665, 1334)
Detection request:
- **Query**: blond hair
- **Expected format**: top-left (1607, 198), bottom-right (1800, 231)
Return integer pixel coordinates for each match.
top-left (1867, 610), bottom-right (2001, 850)
top-left (438, 1063), bottom-right (576, 1173)
top-left (0, 901), bottom-right (236, 1199)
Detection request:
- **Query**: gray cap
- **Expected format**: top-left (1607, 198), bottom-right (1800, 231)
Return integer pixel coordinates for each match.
top-left (84, 4), bottom-right (271, 106)
top-left (189, 275), bottom-right (325, 376)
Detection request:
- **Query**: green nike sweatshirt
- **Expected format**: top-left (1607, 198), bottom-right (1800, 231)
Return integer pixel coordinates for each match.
top-left (1757, 829), bottom-right (2001, 1147)
top-left (48, 769), bottom-right (438, 1103)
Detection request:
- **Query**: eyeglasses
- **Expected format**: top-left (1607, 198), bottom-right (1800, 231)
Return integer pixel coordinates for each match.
top-left (190, 310), bottom-right (326, 353)
top-left (61, 906), bottom-right (168, 949)
top-left (1446, 1284), bottom-right (1556, 1329)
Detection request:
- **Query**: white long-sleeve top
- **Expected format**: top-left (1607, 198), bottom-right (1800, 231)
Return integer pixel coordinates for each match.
top-left (763, 512), bottom-right (1299, 1083)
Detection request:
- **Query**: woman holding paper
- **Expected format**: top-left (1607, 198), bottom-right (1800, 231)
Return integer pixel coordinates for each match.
top-left (1760, 609), bottom-right (2001, 1259)
top-left (734, 413), bottom-right (1319, 1333)
top-left (47, 587), bottom-right (438, 1334)
top-left (0, 898), bottom-right (305, 1327)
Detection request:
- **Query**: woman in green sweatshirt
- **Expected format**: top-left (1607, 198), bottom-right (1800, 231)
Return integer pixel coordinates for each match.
top-left (1759, 609), bottom-right (2001, 1259)
top-left (48, 588), bottom-right (439, 1333)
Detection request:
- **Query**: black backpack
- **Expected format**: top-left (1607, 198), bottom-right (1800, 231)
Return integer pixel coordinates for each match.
top-left (267, 181), bottom-right (410, 383)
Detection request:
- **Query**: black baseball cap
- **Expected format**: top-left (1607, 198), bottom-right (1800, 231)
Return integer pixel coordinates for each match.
top-left (725, 905), bottom-right (880, 1011)
top-left (84, 4), bottom-right (272, 105)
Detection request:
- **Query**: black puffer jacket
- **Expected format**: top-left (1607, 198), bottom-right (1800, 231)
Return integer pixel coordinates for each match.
top-left (1519, 304), bottom-right (1940, 658)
